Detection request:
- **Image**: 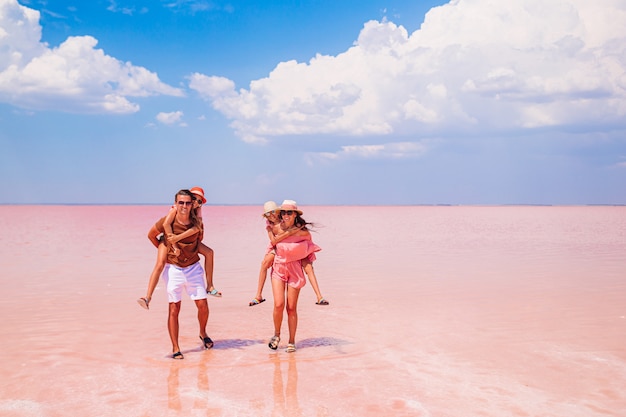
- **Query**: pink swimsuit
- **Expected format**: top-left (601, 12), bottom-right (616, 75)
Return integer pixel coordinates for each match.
top-left (271, 235), bottom-right (321, 289)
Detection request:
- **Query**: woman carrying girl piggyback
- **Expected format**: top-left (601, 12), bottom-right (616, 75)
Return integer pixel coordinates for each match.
top-left (267, 200), bottom-right (322, 353)
top-left (250, 201), bottom-right (328, 307)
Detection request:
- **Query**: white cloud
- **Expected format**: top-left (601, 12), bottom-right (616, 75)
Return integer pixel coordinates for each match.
top-left (163, 0), bottom-right (220, 14)
top-left (0, 0), bottom-right (182, 113)
top-left (156, 110), bottom-right (186, 126)
top-left (190, 0), bottom-right (626, 143)
top-left (306, 140), bottom-right (430, 165)
top-left (107, 1), bottom-right (149, 15)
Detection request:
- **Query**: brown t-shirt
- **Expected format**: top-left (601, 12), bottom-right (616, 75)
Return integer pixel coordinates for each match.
top-left (154, 216), bottom-right (203, 267)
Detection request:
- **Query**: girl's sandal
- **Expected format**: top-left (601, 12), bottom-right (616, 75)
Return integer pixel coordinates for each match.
top-left (315, 298), bottom-right (329, 305)
top-left (137, 297), bottom-right (150, 310)
top-left (249, 298), bottom-right (266, 306)
top-left (208, 289), bottom-right (222, 297)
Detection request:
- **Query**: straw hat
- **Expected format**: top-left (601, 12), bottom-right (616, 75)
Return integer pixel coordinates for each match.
top-left (262, 201), bottom-right (279, 217)
top-left (279, 199), bottom-right (303, 215)
top-left (190, 186), bottom-right (207, 204)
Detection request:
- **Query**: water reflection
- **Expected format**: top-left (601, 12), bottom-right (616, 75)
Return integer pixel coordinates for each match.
top-left (167, 359), bottom-right (217, 414)
top-left (271, 354), bottom-right (302, 417)
top-left (194, 360), bottom-right (210, 410)
top-left (167, 362), bottom-right (181, 411)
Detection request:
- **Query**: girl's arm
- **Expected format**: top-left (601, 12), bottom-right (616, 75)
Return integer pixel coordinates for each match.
top-left (162, 206), bottom-right (182, 255)
top-left (292, 228), bottom-right (311, 240)
top-left (163, 207), bottom-right (201, 243)
top-left (163, 207), bottom-right (177, 241)
top-left (267, 224), bottom-right (304, 246)
top-left (169, 226), bottom-right (201, 243)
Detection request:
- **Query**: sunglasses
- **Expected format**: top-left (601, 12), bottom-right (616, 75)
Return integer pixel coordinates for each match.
top-left (263, 211), bottom-right (278, 218)
top-left (281, 210), bottom-right (295, 216)
top-left (177, 201), bottom-right (193, 206)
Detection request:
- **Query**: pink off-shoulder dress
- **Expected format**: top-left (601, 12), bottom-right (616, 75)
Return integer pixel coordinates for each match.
top-left (271, 235), bottom-right (321, 289)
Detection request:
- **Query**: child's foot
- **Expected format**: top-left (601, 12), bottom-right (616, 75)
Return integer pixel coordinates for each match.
top-left (315, 297), bottom-right (329, 305)
top-left (249, 297), bottom-right (265, 306)
top-left (207, 288), bottom-right (222, 297)
top-left (137, 297), bottom-right (150, 310)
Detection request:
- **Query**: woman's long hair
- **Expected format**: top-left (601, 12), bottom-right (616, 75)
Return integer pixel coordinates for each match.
top-left (291, 213), bottom-right (316, 232)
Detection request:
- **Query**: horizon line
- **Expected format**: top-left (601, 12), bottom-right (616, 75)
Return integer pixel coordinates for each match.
top-left (1, 203), bottom-right (625, 207)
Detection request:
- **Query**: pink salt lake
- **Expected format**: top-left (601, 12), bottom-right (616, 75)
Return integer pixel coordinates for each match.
top-left (0, 205), bottom-right (625, 416)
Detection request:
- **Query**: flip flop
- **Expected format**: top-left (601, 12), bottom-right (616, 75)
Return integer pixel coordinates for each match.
top-left (315, 298), bottom-right (329, 305)
top-left (199, 336), bottom-right (214, 349)
top-left (208, 289), bottom-right (222, 297)
top-left (286, 343), bottom-right (296, 353)
top-left (249, 298), bottom-right (266, 306)
top-left (137, 297), bottom-right (150, 310)
top-left (172, 351), bottom-right (184, 360)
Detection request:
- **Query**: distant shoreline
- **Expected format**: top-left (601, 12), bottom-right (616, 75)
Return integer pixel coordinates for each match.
top-left (1, 203), bottom-right (624, 207)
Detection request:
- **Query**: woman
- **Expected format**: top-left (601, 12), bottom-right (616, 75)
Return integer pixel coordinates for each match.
top-left (250, 201), bottom-right (328, 306)
top-left (268, 200), bottom-right (321, 353)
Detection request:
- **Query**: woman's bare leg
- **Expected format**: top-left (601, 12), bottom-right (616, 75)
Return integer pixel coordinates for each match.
top-left (271, 277), bottom-right (286, 338)
top-left (285, 285), bottom-right (301, 345)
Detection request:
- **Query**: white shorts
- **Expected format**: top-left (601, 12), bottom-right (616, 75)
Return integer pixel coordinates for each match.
top-left (162, 262), bottom-right (207, 303)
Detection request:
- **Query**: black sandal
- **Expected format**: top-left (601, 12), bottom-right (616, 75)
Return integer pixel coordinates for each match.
top-left (172, 351), bottom-right (184, 359)
top-left (200, 336), bottom-right (214, 349)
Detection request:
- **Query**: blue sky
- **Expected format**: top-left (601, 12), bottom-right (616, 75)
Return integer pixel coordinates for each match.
top-left (1, 0), bottom-right (625, 205)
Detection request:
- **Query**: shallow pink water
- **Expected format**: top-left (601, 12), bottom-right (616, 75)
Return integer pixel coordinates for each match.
top-left (0, 205), bottom-right (625, 416)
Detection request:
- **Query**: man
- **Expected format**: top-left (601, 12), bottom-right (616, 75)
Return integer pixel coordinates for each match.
top-left (148, 189), bottom-right (213, 359)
